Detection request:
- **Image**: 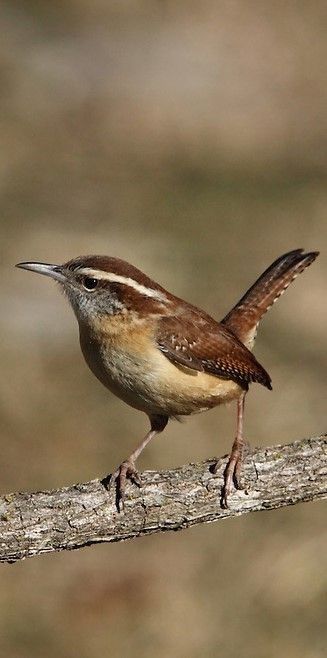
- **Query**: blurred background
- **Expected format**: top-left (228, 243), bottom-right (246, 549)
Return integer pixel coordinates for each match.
top-left (1, 1), bottom-right (326, 657)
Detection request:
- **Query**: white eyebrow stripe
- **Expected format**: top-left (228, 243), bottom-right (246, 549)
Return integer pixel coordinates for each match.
top-left (78, 268), bottom-right (168, 302)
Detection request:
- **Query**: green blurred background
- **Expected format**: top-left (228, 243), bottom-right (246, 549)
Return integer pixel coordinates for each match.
top-left (1, 2), bottom-right (326, 657)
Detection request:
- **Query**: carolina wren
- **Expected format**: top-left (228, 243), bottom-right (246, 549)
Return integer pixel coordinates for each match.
top-left (16, 248), bottom-right (318, 508)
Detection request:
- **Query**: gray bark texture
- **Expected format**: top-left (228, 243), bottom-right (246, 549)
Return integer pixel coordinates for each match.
top-left (0, 435), bottom-right (326, 563)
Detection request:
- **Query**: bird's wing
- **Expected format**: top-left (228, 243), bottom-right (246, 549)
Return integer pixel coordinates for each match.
top-left (156, 313), bottom-right (272, 390)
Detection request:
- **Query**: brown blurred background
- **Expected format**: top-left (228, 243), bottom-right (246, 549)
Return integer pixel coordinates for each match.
top-left (1, 2), bottom-right (327, 657)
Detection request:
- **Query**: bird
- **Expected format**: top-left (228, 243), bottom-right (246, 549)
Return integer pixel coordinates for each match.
top-left (16, 248), bottom-right (318, 508)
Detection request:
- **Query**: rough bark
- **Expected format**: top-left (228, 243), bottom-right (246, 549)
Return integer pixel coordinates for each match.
top-left (0, 435), bottom-right (326, 563)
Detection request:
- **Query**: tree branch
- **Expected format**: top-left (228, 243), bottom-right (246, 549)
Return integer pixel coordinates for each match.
top-left (0, 435), bottom-right (326, 563)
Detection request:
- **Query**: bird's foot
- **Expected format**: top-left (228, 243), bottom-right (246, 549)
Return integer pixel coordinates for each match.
top-left (220, 437), bottom-right (250, 509)
top-left (108, 459), bottom-right (142, 512)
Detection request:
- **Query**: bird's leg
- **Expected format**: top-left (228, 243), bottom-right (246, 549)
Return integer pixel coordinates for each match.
top-left (108, 414), bottom-right (168, 511)
top-left (221, 392), bottom-right (249, 508)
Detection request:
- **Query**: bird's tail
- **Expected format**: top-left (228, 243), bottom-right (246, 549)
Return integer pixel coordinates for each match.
top-left (222, 249), bottom-right (319, 350)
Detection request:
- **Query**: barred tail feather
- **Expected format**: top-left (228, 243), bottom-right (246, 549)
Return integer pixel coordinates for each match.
top-left (222, 249), bottom-right (319, 350)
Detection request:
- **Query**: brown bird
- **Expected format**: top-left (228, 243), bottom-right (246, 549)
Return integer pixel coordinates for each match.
top-left (16, 248), bottom-right (318, 508)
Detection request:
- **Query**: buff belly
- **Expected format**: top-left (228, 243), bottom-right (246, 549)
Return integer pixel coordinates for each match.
top-left (80, 325), bottom-right (243, 417)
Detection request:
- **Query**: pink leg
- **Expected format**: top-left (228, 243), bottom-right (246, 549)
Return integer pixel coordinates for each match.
top-left (221, 392), bottom-right (249, 508)
top-left (109, 415), bottom-right (168, 511)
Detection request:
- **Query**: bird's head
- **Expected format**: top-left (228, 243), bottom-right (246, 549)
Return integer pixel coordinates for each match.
top-left (16, 256), bottom-right (171, 325)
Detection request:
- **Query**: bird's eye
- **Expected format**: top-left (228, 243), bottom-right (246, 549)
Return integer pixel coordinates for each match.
top-left (83, 277), bottom-right (98, 291)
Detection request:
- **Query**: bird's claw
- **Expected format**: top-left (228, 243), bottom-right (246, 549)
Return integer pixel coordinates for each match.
top-left (220, 438), bottom-right (250, 508)
top-left (109, 460), bottom-right (142, 511)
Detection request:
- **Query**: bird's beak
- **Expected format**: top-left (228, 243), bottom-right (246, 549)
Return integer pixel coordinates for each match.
top-left (15, 261), bottom-right (67, 284)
